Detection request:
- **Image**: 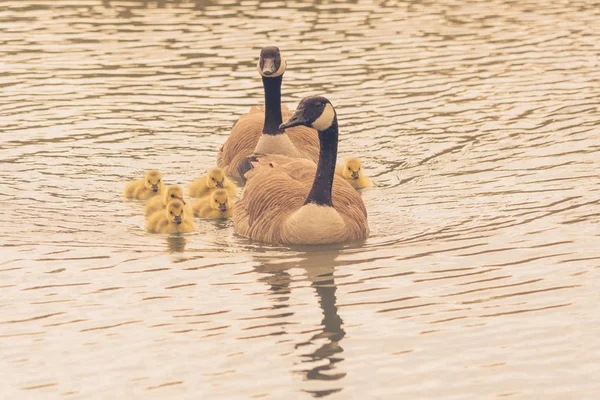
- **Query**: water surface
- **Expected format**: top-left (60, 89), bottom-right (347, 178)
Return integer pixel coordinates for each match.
top-left (1, 0), bottom-right (599, 398)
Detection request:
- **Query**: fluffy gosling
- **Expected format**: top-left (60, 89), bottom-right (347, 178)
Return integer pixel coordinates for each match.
top-left (188, 167), bottom-right (236, 198)
top-left (124, 170), bottom-right (164, 200)
top-left (144, 185), bottom-right (189, 217)
top-left (146, 199), bottom-right (196, 234)
top-left (335, 158), bottom-right (372, 189)
top-left (193, 189), bottom-right (234, 219)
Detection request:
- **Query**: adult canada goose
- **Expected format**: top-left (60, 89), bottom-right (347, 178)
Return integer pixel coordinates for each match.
top-left (335, 158), bottom-right (373, 189)
top-left (123, 170), bottom-right (164, 200)
top-left (217, 46), bottom-right (320, 181)
top-left (233, 96), bottom-right (369, 245)
top-left (146, 200), bottom-right (196, 234)
top-left (187, 167), bottom-right (236, 198)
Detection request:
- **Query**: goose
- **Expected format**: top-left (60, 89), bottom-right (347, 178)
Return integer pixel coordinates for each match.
top-left (146, 199), bottom-right (196, 234)
top-left (217, 46), bottom-right (320, 181)
top-left (187, 167), bottom-right (236, 198)
top-left (233, 96), bottom-right (369, 244)
top-left (335, 158), bottom-right (372, 189)
top-left (123, 170), bottom-right (164, 200)
top-left (144, 185), bottom-right (191, 218)
top-left (192, 189), bottom-right (234, 219)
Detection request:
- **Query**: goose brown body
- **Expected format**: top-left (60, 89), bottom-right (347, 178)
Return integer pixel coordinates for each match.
top-left (234, 156), bottom-right (368, 244)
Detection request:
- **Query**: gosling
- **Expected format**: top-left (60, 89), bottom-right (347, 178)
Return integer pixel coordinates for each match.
top-left (124, 170), bottom-right (164, 200)
top-left (144, 185), bottom-right (188, 217)
top-left (335, 158), bottom-right (372, 189)
top-left (146, 199), bottom-right (196, 234)
top-left (193, 189), bottom-right (234, 219)
top-left (188, 167), bottom-right (236, 198)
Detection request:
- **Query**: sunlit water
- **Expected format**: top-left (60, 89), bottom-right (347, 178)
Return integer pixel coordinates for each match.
top-left (1, 0), bottom-right (599, 398)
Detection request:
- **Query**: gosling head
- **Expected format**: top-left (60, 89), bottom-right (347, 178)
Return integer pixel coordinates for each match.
top-left (166, 199), bottom-right (185, 225)
top-left (279, 96), bottom-right (336, 132)
top-left (206, 167), bottom-right (226, 189)
top-left (343, 158), bottom-right (364, 180)
top-left (257, 46), bottom-right (286, 78)
top-left (210, 189), bottom-right (231, 213)
top-left (163, 185), bottom-right (185, 205)
top-left (144, 170), bottom-right (163, 192)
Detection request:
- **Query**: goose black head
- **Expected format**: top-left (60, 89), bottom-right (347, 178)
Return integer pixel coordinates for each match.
top-left (257, 46), bottom-right (286, 78)
top-left (279, 96), bottom-right (336, 132)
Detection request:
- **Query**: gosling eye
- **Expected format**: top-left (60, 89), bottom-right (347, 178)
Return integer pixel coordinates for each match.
top-left (157, 179), bottom-right (161, 183)
top-left (211, 178), bottom-right (215, 181)
top-left (171, 194), bottom-right (175, 198)
top-left (170, 211), bottom-right (173, 215)
top-left (348, 167), bottom-right (351, 171)
top-left (215, 199), bottom-right (218, 203)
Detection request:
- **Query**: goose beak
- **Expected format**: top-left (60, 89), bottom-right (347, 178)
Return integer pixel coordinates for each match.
top-left (174, 215), bottom-right (182, 224)
top-left (219, 203), bottom-right (227, 212)
top-left (216, 181), bottom-right (224, 188)
top-left (352, 171), bottom-right (359, 179)
top-left (151, 184), bottom-right (159, 192)
top-left (261, 58), bottom-right (276, 76)
top-left (280, 110), bottom-right (308, 130)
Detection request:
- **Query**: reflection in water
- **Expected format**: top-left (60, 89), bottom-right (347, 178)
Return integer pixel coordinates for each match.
top-left (166, 235), bottom-right (187, 253)
top-left (254, 250), bottom-right (346, 397)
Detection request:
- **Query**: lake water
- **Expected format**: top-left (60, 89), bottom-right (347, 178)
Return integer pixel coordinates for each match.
top-left (1, 0), bottom-right (599, 398)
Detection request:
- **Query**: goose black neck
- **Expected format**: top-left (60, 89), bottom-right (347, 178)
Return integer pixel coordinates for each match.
top-left (262, 76), bottom-right (283, 135)
top-left (304, 118), bottom-right (338, 207)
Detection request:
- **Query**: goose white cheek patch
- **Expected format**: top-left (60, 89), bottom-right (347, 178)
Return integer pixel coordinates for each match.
top-left (312, 103), bottom-right (335, 131)
top-left (257, 56), bottom-right (286, 77)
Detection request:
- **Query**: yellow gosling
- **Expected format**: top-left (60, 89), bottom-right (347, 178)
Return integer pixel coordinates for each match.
top-left (187, 167), bottom-right (236, 198)
top-left (123, 170), bottom-right (164, 200)
top-left (193, 189), bottom-right (234, 219)
top-left (146, 199), bottom-right (196, 234)
top-left (144, 185), bottom-right (188, 217)
top-left (335, 158), bottom-right (372, 189)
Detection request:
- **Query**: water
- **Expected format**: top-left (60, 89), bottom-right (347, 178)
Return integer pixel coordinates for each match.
top-left (1, 0), bottom-right (599, 398)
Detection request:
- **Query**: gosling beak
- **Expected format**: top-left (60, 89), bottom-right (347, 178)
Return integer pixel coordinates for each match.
top-left (352, 171), bottom-right (359, 179)
top-left (216, 181), bottom-right (224, 189)
top-left (261, 57), bottom-right (276, 76)
top-left (219, 203), bottom-right (227, 212)
top-left (280, 109), bottom-right (308, 130)
top-left (174, 215), bottom-right (182, 225)
top-left (151, 184), bottom-right (159, 192)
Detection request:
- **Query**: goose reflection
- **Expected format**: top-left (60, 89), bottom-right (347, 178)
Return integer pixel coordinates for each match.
top-left (252, 247), bottom-right (346, 397)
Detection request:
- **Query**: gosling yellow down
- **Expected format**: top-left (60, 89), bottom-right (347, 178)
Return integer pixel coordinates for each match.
top-left (335, 158), bottom-right (372, 189)
top-left (146, 200), bottom-right (196, 234)
top-left (144, 185), bottom-right (190, 217)
top-left (187, 167), bottom-right (236, 198)
top-left (123, 170), bottom-right (164, 200)
top-left (193, 189), bottom-right (234, 219)
top-left (216, 46), bottom-right (319, 181)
